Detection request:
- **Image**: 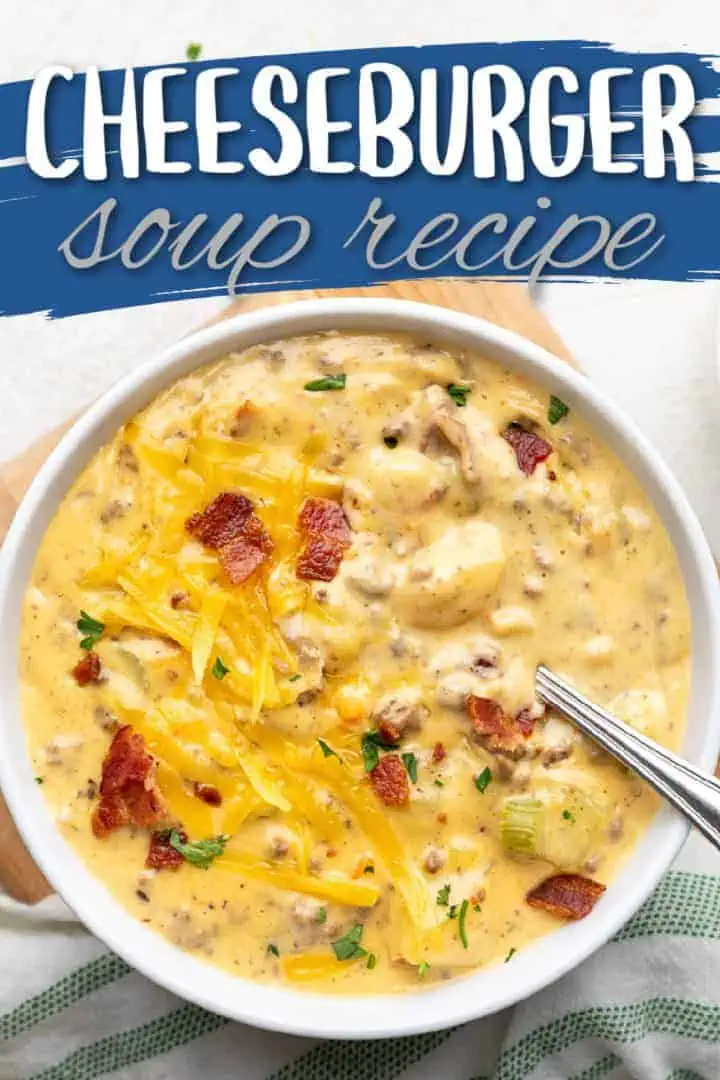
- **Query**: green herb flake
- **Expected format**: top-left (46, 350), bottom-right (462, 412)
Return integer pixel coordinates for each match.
top-left (304, 374), bottom-right (347, 392)
top-left (458, 898), bottom-right (470, 949)
top-left (447, 904), bottom-right (458, 920)
top-left (366, 952), bottom-right (377, 970)
top-left (446, 383), bottom-right (472, 407)
top-left (211, 656), bottom-right (230, 680)
top-left (266, 943), bottom-right (280, 957)
top-left (34, 776), bottom-right (44, 785)
top-left (383, 435), bottom-right (399, 449)
top-left (317, 739), bottom-right (339, 760)
top-left (315, 907), bottom-right (328, 925)
top-left (474, 902), bottom-right (483, 913)
top-left (504, 947), bottom-right (517, 963)
top-left (363, 864), bottom-right (375, 874)
top-left (77, 610), bottom-right (105, 651)
top-left (548, 395), bottom-right (569, 425)
top-left (185, 42), bottom-right (203, 61)
top-left (360, 729), bottom-right (397, 772)
top-left (401, 752), bottom-right (418, 784)
top-left (289, 673), bottom-right (302, 683)
top-left (562, 808), bottom-right (576, 822)
top-left (169, 830), bottom-right (228, 869)
top-left (434, 778), bottom-right (445, 788)
top-left (417, 960), bottom-right (430, 977)
top-left (331, 923), bottom-right (367, 961)
top-left (474, 767), bottom-right (492, 794)
top-left (436, 883), bottom-right (451, 907)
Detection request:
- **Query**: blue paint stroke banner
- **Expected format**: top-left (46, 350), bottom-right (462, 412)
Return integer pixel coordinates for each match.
top-left (1, 40), bottom-right (720, 319)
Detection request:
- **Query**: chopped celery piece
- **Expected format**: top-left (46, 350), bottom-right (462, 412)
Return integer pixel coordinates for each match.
top-left (501, 783), bottom-right (608, 870)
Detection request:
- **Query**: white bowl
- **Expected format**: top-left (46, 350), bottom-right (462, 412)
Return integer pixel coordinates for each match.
top-left (1, 298), bottom-right (719, 1040)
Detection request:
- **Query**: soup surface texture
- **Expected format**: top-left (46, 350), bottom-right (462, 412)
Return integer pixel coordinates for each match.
top-left (21, 331), bottom-right (690, 992)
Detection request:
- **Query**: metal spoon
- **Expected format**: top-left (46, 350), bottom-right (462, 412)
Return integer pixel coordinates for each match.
top-left (536, 665), bottom-right (720, 851)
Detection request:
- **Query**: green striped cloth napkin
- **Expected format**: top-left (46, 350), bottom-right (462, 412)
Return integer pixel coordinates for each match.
top-left (2, 834), bottom-right (719, 1080)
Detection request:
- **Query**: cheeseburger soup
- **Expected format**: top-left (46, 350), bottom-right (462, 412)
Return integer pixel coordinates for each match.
top-left (21, 331), bottom-right (690, 991)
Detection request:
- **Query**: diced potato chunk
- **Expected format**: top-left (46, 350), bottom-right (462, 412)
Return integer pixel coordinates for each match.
top-left (394, 521), bottom-right (505, 629)
top-left (489, 606), bottom-right (536, 636)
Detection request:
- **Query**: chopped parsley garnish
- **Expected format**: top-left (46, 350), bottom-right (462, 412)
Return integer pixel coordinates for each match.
top-left (366, 952), bottom-right (377, 970)
top-left (562, 808), bottom-right (576, 822)
top-left (458, 898), bottom-right (470, 949)
top-left (548, 395), bottom-right (569, 425)
top-left (446, 383), bottom-right (471, 407)
top-left (363, 864), bottom-right (375, 874)
top-left (211, 656), bottom-right (230, 680)
top-left (417, 960), bottom-right (430, 977)
top-left (504, 947), bottom-right (517, 963)
top-left (383, 435), bottom-right (399, 449)
top-left (332, 924), bottom-right (367, 961)
top-left (77, 610), bottom-right (104, 651)
top-left (169, 830), bottom-right (228, 869)
top-left (447, 904), bottom-right (458, 920)
top-left (34, 776), bottom-right (44, 785)
top-left (474, 903), bottom-right (483, 913)
top-left (436, 883), bottom-right (451, 906)
top-left (186, 42), bottom-right (203, 61)
top-left (315, 906), bottom-right (328, 925)
top-left (317, 738), bottom-right (339, 760)
top-left (304, 374), bottom-right (346, 392)
top-left (474, 767), bottom-right (492, 794)
top-left (266, 943), bottom-right (280, 957)
top-left (434, 778), bottom-right (445, 788)
top-left (360, 729), bottom-right (398, 772)
top-left (401, 752), bottom-right (418, 784)
top-left (289, 673), bottom-right (302, 683)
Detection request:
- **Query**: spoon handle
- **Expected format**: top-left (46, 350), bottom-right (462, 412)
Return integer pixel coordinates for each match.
top-left (536, 665), bottom-right (720, 852)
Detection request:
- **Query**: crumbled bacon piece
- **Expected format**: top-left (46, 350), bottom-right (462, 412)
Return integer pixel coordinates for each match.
top-left (515, 708), bottom-right (536, 738)
top-left (432, 741), bottom-right (447, 764)
top-left (296, 536), bottom-right (346, 582)
top-left (377, 719), bottom-right (401, 747)
top-left (194, 782), bottom-right (222, 807)
top-left (186, 492), bottom-right (254, 548)
top-left (526, 873), bottom-right (606, 920)
top-left (72, 651), bottom-right (102, 686)
top-left (369, 753), bottom-right (409, 807)
top-left (186, 492), bottom-right (273, 585)
top-left (218, 530), bottom-right (272, 585)
top-left (296, 498), bottom-right (352, 582)
top-left (91, 726), bottom-right (165, 839)
top-left (146, 829), bottom-right (186, 870)
top-left (503, 423), bottom-right (553, 475)
top-left (467, 695), bottom-right (525, 755)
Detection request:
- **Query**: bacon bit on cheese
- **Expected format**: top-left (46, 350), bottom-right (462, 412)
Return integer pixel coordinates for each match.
top-left (186, 492), bottom-right (254, 548)
top-left (467, 695), bottom-right (526, 754)
top-left (369, 753), bottom-right (410, 807)
top-left (186, 492), bottom-right (273, 585)
top-left (502, 423), bottom-right (553, 475)
top-left (526, 873), bottom-right (606, 920)
top-left (72, 651), bottom-right (102, 686)
top-left (432, 741), bottom-right (447, 764)
top-left (91, 725), bottom-right (166, 839)
top-left (296, 497), bottom-right (352, 582)
top-left (515, 708), bottom-right (536, 738)
top-left (146, 829), bottom-right (186, 870)
top-left (194, 782), bottom-right (222, 807)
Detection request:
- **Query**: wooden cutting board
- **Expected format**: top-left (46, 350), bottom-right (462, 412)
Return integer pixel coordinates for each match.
top-left (0, 279), bottom-right (572, 905)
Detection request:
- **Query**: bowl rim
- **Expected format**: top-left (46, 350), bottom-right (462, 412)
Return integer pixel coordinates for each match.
top-left (0, 296), bottom-right (718, 1040)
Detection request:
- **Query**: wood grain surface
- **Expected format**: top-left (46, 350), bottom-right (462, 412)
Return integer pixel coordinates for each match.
top-left (0, 279), bottom-right (571, 904)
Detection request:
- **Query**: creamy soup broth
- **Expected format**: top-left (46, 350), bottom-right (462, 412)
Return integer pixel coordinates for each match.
top-left (21, 331), bottom-right (690, 991)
